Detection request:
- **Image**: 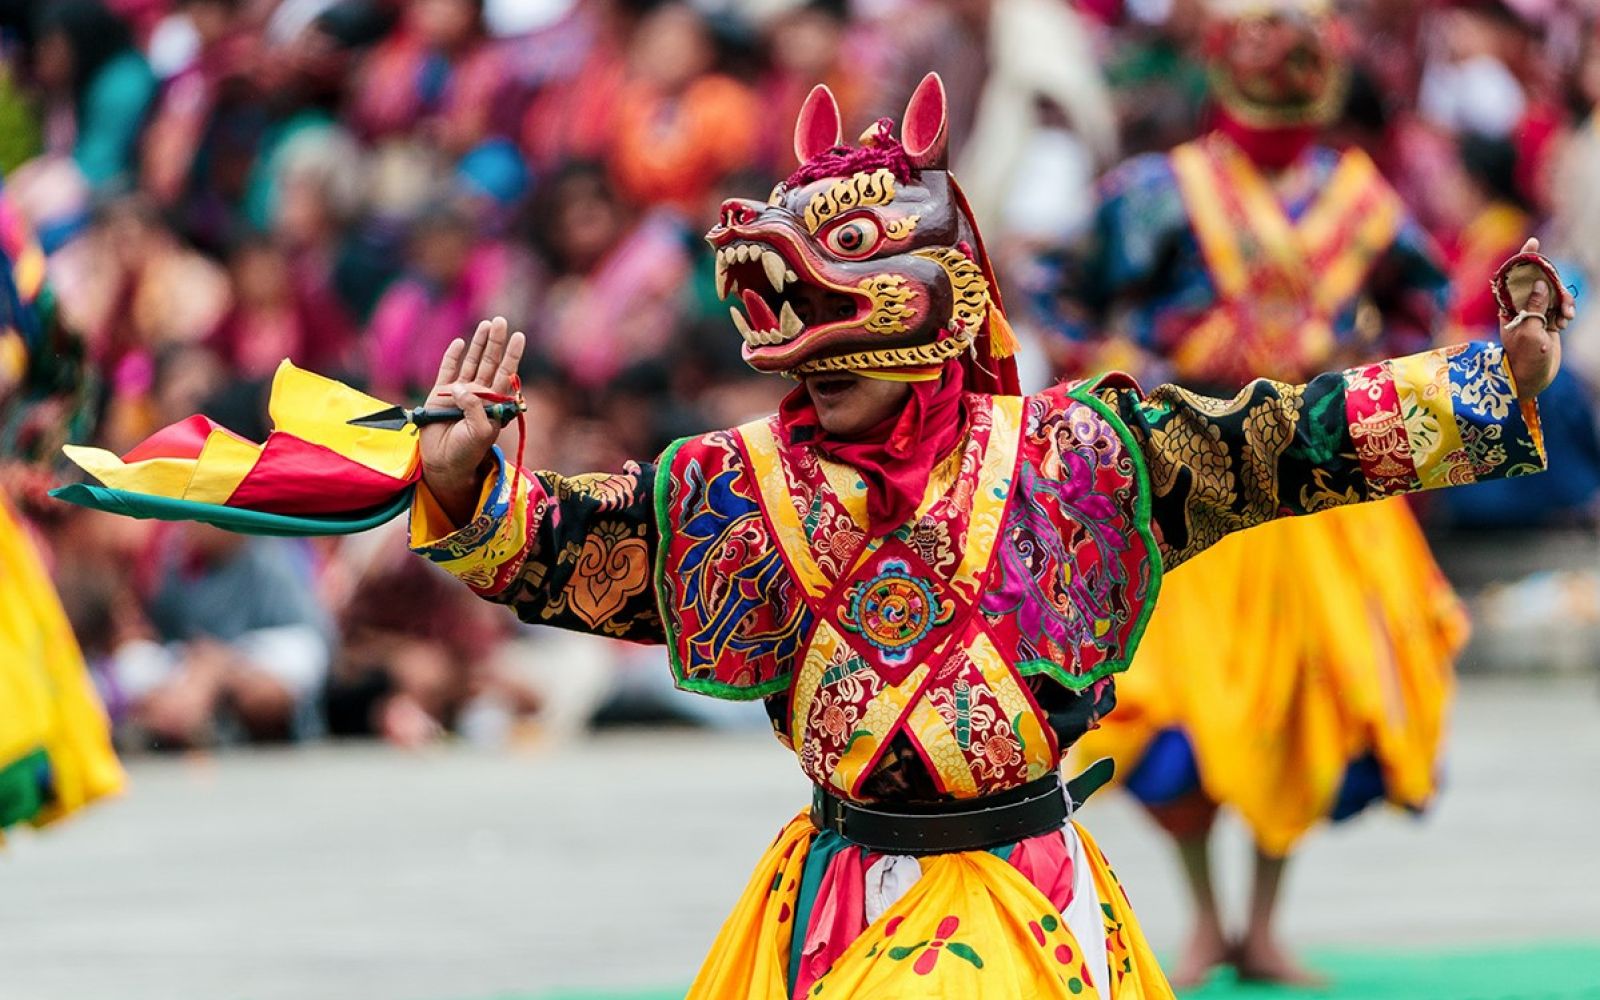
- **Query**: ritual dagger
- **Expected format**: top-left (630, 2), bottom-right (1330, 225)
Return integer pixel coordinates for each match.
top-left (346, 400), bottom-right (525, 431)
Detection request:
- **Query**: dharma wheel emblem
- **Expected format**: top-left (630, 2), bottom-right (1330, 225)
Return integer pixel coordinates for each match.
top-left (840, 559), bottom-right (955, 664)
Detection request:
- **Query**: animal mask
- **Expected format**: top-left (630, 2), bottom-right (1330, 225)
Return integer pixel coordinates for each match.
top-left (706, 73), bottom-right (1019, 394)
top-left (1204, 0), bottom-right (1350, 128)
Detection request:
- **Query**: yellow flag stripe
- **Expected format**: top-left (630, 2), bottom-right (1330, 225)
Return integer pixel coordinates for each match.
top-left (268, 361), bottom-right (420, 482)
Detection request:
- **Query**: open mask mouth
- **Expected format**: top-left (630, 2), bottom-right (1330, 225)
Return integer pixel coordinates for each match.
top-left (714, 239), bottom-right (870, 353)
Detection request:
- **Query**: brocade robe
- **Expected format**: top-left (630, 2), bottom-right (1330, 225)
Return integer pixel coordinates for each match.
top-left (411, 342), bottom-right (1544, 803)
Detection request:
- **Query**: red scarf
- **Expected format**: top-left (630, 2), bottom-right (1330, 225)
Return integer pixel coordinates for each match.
top-left (778, 362), bottom-right (967, 537)
top-left (1215, 107), bottom-right (1317, 172)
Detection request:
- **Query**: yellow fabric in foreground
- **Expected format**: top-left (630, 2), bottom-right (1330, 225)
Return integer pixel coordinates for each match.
top-left (0, 498), bottom-right (124, 834)
top-left (1073, 499), bottom-right (1465, 855)
top-left (687, 814), bottom-right (1175, 999)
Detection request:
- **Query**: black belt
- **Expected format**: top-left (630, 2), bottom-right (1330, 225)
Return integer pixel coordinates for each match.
top-left (809, 758), bottom-right (1115, 856)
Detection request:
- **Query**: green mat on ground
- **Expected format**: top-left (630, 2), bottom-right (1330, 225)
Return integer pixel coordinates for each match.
top-left (477, 941), bottom-right (1600, 1000)
top-left (1180, 942), bottom-right (1600, 999)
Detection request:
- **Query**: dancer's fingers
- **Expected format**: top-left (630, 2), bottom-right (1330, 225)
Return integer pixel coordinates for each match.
top-left (1522, 280), bottom-right (1551, 333)
top-left (474, 316), bottom-right (510, 385)
top-left (460, 319), bottom-right (492, 380)
top-left (495, 331), bottom-right (526, 395)
top-left (450, 383), bottom-right (495, 443)
top-left (434, 337), bottom-right (466, 390)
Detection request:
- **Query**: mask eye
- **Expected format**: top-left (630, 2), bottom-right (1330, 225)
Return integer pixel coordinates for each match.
top-left (821, 216), bottom-right (884, 260)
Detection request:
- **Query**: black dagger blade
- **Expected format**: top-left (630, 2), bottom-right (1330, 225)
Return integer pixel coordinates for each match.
top-left (346, 404), bottom-right (414, 430)
top-left (347, 401), bottom-right (524, 430)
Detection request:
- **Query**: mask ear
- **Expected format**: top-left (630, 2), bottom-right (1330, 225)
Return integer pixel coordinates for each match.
top-left (794, 85), bottom-right (843, 164)
top-left (901, 73), bottom-right (948, 169)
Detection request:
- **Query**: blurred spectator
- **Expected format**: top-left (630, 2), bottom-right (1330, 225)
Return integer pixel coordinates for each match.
top-left (1095, 0), bottom-right (1209, 157)
top-left (753, 0), bottom-right (866, 174)
top-left (873, 0), bottom-right (991, 152)
top-left (1435, 19), bottom-right (1600, 530)
top-left (952, 0), bottom-right (1119, 239)
top-left (514, 0), bottom-right (633, 173)
top-left (366, 198), bottom-right (536, 399)
top-left (326, 520), bottom-right (538, 747)
top-left (606, 2), bottom-right (760, 214)
top-left (1419, 1), bottom-right (1534, 140)
top-left (254, 122), bottom-right (388, 322)
top-left (351, 0), bottom-right (509, 155)
top-left (108, 522), bottom-right (331, 746)
top-left (454, 137), bottom-right (528, 227)
top-left (1445, 131), bottom-right (1533, 334)
top-left (50, 195), bottom-right (231, 448)
top-left (208, 234), bottom-right (358, 379)
top-left (526, 161), bottom-right (690, 392)
top-left (141, 0), bottom-right (258, 212)
top-left (1551, 21), bottom-right (1600, 385)
top-left (34, 0), bottom-right (159, 192)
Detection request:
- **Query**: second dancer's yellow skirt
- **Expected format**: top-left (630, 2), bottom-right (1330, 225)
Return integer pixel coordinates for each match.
top-left (0, 497), bottom-right (124, 839)
top-left (1073, 498), bottom-right (1466, 856)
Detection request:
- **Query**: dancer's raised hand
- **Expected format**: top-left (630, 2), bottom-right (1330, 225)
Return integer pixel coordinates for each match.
top-left (1499, 238), bottom-right (1574, 400)
top-left (420, 316), bottom-right (525, 525)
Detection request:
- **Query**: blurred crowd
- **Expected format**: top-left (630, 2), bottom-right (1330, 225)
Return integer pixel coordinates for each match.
top-left (2, 0), bottom-right (1599, 751)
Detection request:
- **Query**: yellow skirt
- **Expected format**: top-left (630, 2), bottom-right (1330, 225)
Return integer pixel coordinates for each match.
top-left (1072, 499), bottom-right (1465, 856)
top-left (688, 813), bottom-right (1174, 999)
top-left (0, 497), bottom-right (124, 836)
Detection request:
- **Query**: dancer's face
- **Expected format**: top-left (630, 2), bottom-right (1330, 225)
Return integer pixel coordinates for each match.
top-left (802, 373), bottom-right (911, 439)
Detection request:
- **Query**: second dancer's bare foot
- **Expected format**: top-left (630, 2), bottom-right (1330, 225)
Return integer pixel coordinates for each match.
top-left (1234, 934), bottom-right (1329, 988)
top-left (1168, 923), bottom-right (1230, 990)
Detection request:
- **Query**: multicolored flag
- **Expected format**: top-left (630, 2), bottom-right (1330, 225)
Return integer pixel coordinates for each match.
top-left (52, 361), bottom-right (421, 535)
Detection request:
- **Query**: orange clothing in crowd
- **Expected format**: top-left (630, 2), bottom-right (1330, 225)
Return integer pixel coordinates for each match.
top-left (607, 75), bottom-right (760, 215)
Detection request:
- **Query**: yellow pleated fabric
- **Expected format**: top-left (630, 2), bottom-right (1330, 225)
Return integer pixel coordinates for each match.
top-left (688, 814), bottom-right (1174, 1000)
top-left (1073, 498), bottom-right (1465, 856)
top-left (0, 498), bottom-right (124, 836)
top-left (687, 814), bottom-right (816, 999)
top-left (1078, 824), bottom-right (1172, 999)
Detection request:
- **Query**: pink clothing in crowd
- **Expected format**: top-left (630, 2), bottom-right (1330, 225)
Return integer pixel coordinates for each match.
top-left (366, 242), bottom-right (531, 395)
top-left (539, 211), bottom-right (690, 389)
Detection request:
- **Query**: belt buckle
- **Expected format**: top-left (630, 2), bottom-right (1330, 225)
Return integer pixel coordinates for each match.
top-left (811, 785), bottom-right (849, 836)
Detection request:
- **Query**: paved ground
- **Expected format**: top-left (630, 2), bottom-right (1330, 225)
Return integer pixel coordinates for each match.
top-left (3, 677), bottom-right (1598, 1000)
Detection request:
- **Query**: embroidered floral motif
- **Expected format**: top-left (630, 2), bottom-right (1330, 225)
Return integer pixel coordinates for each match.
top-left (885, 915), bottom-right (984, 975)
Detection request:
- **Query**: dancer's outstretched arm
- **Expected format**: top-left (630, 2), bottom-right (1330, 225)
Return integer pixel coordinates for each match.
top-left (1102, 241), bottom-right (1570, 571)
top-left (408, 317), bottom-right (665, 643)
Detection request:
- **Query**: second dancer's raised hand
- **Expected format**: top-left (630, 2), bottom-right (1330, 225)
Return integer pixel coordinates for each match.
top-left (419, 316), bottom-right (526, 526)
top-left (1500, 238), bottom-right (1575, 400)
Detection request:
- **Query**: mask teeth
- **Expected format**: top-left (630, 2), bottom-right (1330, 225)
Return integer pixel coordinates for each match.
top-left (762, 250), bottom-right (787, 293)
top-left (721, 242), bottom-right (809, 347)
top-left (717, 242), bottom-right (801, 302)
top-left (779, 301), bottom-right (804, 343)
top-left (731, 305), bottom-right (787, 346)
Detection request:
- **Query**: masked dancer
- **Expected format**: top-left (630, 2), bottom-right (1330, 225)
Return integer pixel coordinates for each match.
top-left (55, 73), bottom-right (1570, 999)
